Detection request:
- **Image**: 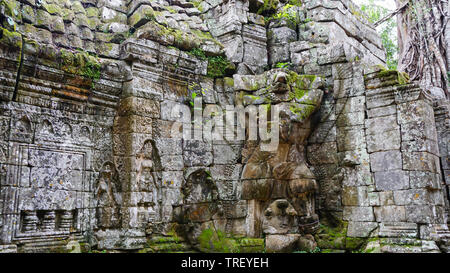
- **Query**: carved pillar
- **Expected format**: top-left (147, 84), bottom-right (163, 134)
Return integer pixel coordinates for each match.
top-left (433, 99), bottom-right (450, 224)
top-left (364, 68), bottom-right (450, 244)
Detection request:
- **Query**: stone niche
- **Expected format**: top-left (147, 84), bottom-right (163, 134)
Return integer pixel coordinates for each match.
top-left (1, 106), bottom-right (98, 250)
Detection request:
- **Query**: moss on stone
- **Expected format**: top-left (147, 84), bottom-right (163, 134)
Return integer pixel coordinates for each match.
top-left (85, 7), bottom-right (99, 18)
top-left (165, 6), bottom-right (177, 13)
top-left (71, 1), bottom-right (85, 14)
top-left (1, 0), bottom-right (21, 21)
top-left (0, 27), bottom-right (22, 49)
top-left (287, 72), bottom-right (317, 89)
top-left (221, 77), bottom-right (232, 87)
top-left (235, 238), bottom-right (265, 253)
top-left (377, 69), bottom-right (410, 85)
top-left (314, 221), bottom-right (348, 250)
top-left (198, 228), bottom-right (240, 253)
top-left (36, 9), bottom-right (52, 28)
top-left (345, 237), bottom-right (366, 250)
top-left (43, 3), bottom-right (62, 15)
top-left (128, 6), bottom-right (155, 28)
top-left (86, 17), bottom-right (100, 30)
top-left (59, 49), bottom-right (101, 86)
top-left (289, 103), bottom-right (315, 120)
top-left (61, 8), bottom-right (74, 21)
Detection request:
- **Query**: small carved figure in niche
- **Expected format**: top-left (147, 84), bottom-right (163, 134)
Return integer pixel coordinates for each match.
top-left (183, 170), bottom-right (218, 204)
top-left (0, 142), bottom-right (7, 163)
top-left (140, 167), bottom-right (154, 192)
top-left (136, 140), bottom-right (162, 226)
top-left (79, 126), bottom-right (91, 141)
top-left (40, 119), bottom-right (54, 135)
top-left (15, 116), bottom-right (31, 134)
top-left (95, 162), bottom-right (121, 229)
top-left (11, 116), bottom-right (33, 142)
top-left (60, 123), bottom-right (72, 138)
top-left (178, 169), bottom-right (222, 246)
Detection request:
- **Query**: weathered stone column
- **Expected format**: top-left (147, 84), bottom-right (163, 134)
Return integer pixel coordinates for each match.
top-left (364, 68), bottom-right (448, 252)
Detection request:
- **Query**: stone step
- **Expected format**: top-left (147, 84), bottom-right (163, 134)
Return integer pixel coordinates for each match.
top-left (144, 235), bottom-right (194, 253)
top-left (140, 242), bottom-right (193, 253)
top-left (147, 235), bottom-right (184, 245)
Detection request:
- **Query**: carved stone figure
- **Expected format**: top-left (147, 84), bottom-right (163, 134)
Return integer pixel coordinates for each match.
top-left (241, 69), bottom-right (323, 239)
top-left (95, 163), bottom-right (121, 229)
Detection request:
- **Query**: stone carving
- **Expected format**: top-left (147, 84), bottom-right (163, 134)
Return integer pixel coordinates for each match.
top-left (95, 162), bottom-right (121, 229)
top-left (79, 126), bottom-right (91, 141)
top-left (178, 169), bottom-right (222, 246)
top-left (39, 120), bottom-right (54, 136)
top-left (135, 140), bottom-right (161, 228)
top-left (21, 211), bottom-right (38, 233)
top-left (11, 116), bottom-right (33, 143)
top-left (262, 199), bottom-right (298, 235)
top-left (41, 211), bottom-right (56, 232)
top-left (60, 123), bottom-right (73, 139)
top-left (240, 69), bottom-right (322, 244)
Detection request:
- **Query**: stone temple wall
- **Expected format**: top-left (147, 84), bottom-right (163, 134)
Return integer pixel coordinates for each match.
top-left (0, 0), bottom-right (449, 253)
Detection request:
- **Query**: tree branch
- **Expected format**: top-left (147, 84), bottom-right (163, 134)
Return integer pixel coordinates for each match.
top-left (374, 1), bottom-right (410, 27)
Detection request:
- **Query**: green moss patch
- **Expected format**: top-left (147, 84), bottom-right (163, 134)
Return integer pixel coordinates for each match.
top-left (198, 228), bottom-right (240, 253)
top-left (0, 27), bottom-right (22, 49)
top-left (314, 221), bottom-right (348, 250)
top-left (60, 49), bottom-right (101, 81)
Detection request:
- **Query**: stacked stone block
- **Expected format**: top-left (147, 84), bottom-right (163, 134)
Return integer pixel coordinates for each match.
top-left (360, 70), bottom-right (446, 252)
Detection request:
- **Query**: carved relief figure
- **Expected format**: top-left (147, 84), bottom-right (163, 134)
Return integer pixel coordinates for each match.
top-left (11, 115), bottom-right (33, 142)
top-left (241, 69), bottom-right (323, 238)
top-left (60, 123), bottom-right (73, 138)
top-left (40, 119), bottom-right (54, 135)
top-left (79, 126), bottom-right (91, 141)
top-left (136, 140), bottom-right (162, 229)
top-left (95, 162), bottom-right (121, 229)
top-left (178, 169), bottom-right (221, 247)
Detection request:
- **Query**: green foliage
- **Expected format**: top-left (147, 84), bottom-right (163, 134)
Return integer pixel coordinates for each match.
top-left (293, 247), bottom-right (321, 253)
top-left (271, 4), bottom-right (299, 23)
top-left (360, 0), bottom-right (398, 70)
top-left (207, 55), bottom-right (231, 78)
top-left (275, 62), bottom-right (290, 69)
top-left (258, 0), bottom-right (279, 15)
top-left (188, 48), bottom-right (232, 78)
top-left (81, 59), bottom-right (101, 81)
top-left (258, 0), bottom-right (302, 15)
